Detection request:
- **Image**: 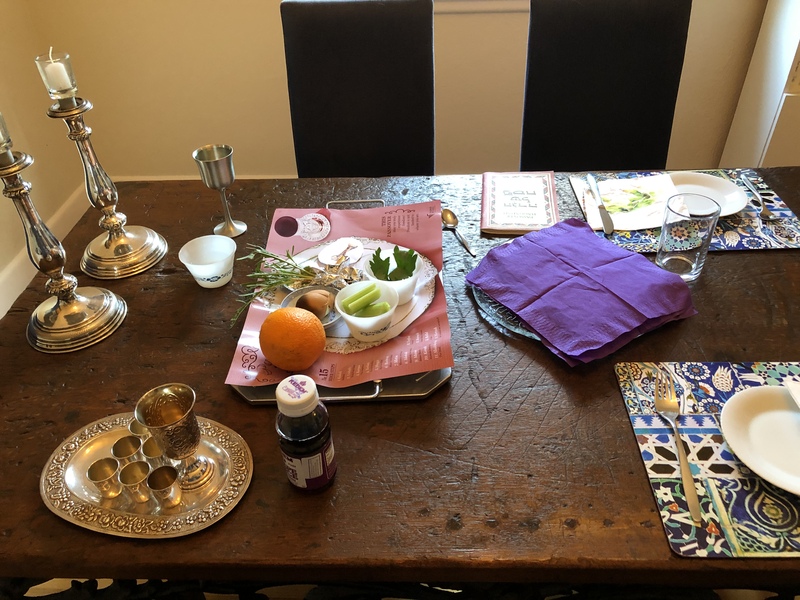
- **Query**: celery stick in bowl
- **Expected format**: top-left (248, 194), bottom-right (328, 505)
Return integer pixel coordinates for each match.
top-left (334, 281), bottom-right (399, 342)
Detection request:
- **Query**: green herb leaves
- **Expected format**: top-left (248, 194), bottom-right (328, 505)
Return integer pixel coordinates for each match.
top-left (232, 245), bottom-right (319, 324)
top-left (369, 246), bottom-right (418, 281)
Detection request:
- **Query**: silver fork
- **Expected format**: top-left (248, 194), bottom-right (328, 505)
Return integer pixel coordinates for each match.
top-left (741, 174), bottom-right (779, 221)
top-left (653, 366), bottom-right (702, 525)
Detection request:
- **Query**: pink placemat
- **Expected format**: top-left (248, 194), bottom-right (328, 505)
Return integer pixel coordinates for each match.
top-left (226, 201), bottom-right (454, 389)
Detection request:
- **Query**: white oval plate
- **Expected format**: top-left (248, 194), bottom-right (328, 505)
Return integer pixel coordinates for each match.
top-left (670, 171), bottom-right (748, 217)
top-left (720, 385), bottom-right (800, 495)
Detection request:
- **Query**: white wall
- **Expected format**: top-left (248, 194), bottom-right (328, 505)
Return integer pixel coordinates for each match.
top-left (720, 0), bottom-right (800, 167)
top-left (0, 0), bottom-right (767, 317)
top-left (669, 0), bottom-right (769, 169)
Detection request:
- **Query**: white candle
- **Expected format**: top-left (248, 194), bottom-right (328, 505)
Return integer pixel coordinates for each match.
top-left (44, 61), bottom-right (74, 93)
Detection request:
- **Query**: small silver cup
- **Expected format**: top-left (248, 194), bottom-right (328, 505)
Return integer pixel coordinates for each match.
top-left (142, 436), bottom-right (166, 467)
top-left (119, 460), bottom-right (152, 504)
top-left (128, 418), bottom-right (150, 438)
top-left (111, 435), bottom-right (144, 467)
top-left (134, 383), bottom-right (214, 491)
top-left (147, 465), bottom-right (182, 509)
top-left (87, 457), bottom-right (123, 499)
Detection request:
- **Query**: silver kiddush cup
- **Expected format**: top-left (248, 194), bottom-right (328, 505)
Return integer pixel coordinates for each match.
top-left (192, 144), bottom-right (247, 238)
top-left (134, 383), bottom-right (214, 491)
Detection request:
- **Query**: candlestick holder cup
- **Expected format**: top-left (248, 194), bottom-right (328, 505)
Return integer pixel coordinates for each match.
top-left (0, 113), bottom-right (126, 353)
top-left (192, 144), bottom-right (247, 238)
top-left (35, 51), bottom-right (168, 280)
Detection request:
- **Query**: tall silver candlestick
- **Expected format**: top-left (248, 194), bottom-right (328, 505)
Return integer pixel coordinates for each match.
top-left (35, 51), bottom-right (167, 280)
top-left (0, 113), bottom-right (126, 353)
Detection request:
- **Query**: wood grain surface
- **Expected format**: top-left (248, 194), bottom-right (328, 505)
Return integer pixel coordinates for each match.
top-left (0, 169), bottom-right (798, 588)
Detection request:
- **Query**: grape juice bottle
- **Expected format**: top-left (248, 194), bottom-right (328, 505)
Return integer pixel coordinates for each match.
top-left (275, 374), bottom-right (337, 490)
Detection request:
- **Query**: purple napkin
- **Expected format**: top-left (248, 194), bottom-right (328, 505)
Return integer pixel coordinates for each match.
top-left (466, 219), bottom-right (696, 366)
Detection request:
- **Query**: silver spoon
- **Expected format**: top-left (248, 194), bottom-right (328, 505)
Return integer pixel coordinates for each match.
top-left (741, 174), bottom-right (778, 221)
top-left (442, 208), bottom-right (475, 257)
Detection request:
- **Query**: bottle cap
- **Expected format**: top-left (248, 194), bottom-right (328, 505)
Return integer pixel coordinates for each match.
top-left (275, 374), bottom-right (319, 417)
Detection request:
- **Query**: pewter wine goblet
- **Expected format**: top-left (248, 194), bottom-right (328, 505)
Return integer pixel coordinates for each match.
top-left (192, 144), bottom-right (247, 237)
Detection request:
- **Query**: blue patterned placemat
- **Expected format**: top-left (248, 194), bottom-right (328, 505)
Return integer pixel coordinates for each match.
top-left (614, 361), bottom-right (800, 558)
top-left (573, 169), bottom-right (800, 253)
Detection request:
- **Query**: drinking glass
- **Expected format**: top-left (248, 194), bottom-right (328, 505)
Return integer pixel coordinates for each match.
top-left (656, 193), bottom-right (720, 282)
top-left (192, 144), bottom-right (247, 237)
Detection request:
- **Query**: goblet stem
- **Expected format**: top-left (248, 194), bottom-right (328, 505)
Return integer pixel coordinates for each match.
top-left (213, 187), bottom-right (248, 238)
top-left (220, 188), bottom-right (234, 225)
top-left (175, 453), bottom-right (214, 492)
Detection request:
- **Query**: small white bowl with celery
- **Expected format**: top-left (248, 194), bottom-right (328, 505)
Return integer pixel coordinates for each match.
top-left (334, 280), bottom-right (399, 342)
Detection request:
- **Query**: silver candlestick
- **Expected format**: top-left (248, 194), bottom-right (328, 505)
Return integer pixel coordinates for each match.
top-left (0, 113), bottom-right (126, 353)
top-left (35, 51), bottom-right (167, 280)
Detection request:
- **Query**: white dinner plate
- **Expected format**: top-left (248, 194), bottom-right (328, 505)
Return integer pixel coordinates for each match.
top-left (720, 385), bottom-right (800, 495)
top-left (670, 171), bottom-right (748, 217)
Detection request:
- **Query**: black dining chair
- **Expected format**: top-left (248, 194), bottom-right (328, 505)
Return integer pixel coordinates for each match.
top-left (519, 0), bottom-right (693, 172)
top-left (280, 0), bottom-right (435, 178)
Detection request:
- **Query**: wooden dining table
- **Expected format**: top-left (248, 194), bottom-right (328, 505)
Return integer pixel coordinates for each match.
top-left (0, 168), bottom-right (798, 595)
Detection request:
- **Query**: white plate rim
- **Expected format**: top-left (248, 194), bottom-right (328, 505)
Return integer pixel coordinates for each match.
top-left (720, 385), bottom-right (800, 495)
top-left (670, 171), bottom-right (748, 217)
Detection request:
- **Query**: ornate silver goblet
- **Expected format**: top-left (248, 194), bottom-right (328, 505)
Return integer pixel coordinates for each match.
top-left (192, 144), bottom-right (247, 237)
top-left (134, 383), bottom-right (214, 491)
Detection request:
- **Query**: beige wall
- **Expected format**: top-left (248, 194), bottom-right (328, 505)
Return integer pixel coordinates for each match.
top-left (721, 0), bottom-right (800, 167)
top-left (0, 0), bottom-right (767, 317)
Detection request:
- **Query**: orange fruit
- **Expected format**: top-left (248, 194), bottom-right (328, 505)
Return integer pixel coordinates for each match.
top-left (259, 307), bottom-right (326, 372)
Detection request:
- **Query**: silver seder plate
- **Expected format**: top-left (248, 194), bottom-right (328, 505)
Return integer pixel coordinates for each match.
top-left (39, 412), bottom-right (253, 539)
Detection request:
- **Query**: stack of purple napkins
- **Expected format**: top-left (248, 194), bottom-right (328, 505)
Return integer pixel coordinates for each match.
top-left (466, 219), bottom-right (696, 366)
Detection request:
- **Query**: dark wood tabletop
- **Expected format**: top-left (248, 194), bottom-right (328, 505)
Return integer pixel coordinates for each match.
top-left (0, 168), bottom-right (798, 590)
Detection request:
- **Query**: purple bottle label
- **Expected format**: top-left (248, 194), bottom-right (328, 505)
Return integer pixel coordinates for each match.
top-left (281, 437), bottom-right (337, 490)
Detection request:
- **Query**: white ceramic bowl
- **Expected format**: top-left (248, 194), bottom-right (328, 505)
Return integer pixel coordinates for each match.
top-left (363, 251), bottom-right (423, 305)
top-left (334, 280), bottom-right (399, 342)
top-left (178, 235), bottom-right (236, 288)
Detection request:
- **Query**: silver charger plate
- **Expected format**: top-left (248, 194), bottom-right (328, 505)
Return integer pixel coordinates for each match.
top-left (39, 413), bottom-right (253, 539)
top-left (468, 284), bottom-right (540, 341)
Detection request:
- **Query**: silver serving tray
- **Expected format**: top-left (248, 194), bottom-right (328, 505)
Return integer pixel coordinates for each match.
top-left (39, 413), bottom-right (253, 539)
top-left (232, 368), bottom-right (452, 405)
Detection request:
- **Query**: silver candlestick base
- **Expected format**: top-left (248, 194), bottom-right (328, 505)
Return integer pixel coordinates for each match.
top-left (0, 133), bottom-right (126, 353)
top-left (46, 97), bottom-right (167, 279)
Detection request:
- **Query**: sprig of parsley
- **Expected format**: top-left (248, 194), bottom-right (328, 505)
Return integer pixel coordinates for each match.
top-left (369, 246), bottom-right (418, 281)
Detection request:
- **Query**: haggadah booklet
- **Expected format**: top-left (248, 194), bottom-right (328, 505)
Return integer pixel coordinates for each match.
top-left (480, 171), bottom-right (558, 235)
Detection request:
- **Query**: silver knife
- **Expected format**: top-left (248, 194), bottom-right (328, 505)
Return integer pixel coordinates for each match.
top-left (587, 174), bottom-right (615, 235)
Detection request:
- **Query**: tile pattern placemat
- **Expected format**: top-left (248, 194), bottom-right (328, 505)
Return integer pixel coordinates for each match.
top-left (572, 169), bottom-right (800, 253)
top-left (614, 361), bottom-right (800, 558)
